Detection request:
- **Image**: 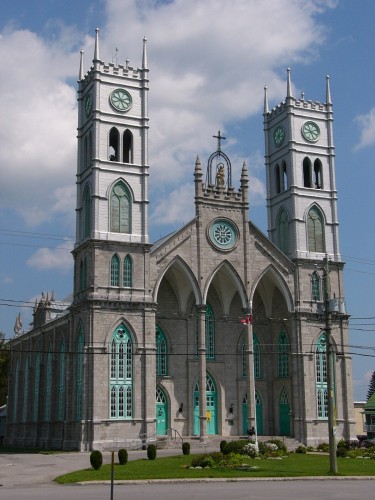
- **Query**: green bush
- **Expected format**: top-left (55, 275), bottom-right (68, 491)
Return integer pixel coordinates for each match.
top-left (147, 443), bottom-right (157, 460)
top-left (118, 448), bottom-right (128, 465)
top-left (90, 450), bottom-right (103, 470)
top-left (295, 445), bottom-right (307, 454)
top-left (222, 440), bottom-right (246, 455)
top-left (220, 440), bottom-right (227, 453)
top-left (317, 442), bottom-right (329, 453)
top-left (336, 446), bottom-right (347, 458)
top-left (182, 442), bottom-right (190, 455)
top-left (191, 452), bottom-right (223, 468)
top-left (267, 439), bottom-right (287, 453)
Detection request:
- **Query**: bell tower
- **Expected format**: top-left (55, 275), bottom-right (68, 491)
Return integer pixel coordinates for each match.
top-left (73, 28), bottom-right (151, 302)
top-left (263, 69), bottom-right (340, 262)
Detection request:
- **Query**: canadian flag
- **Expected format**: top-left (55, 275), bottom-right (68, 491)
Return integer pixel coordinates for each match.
top-left (240, 315), bottom-right (253, 325)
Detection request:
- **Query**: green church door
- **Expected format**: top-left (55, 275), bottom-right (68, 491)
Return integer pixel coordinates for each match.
top-left (156, 386), bottom-right (168, 436)
top-left (193, 374), bottom-right (217, 435)
top-left (242, 393), bottom-right (263, 435)
top-left (279, 388), bottom-right (291, 436)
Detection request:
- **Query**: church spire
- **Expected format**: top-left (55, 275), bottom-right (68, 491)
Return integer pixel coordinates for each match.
top-left (94, 27), bottom-right (100, 61)
top-left (142, 36), bottom-right (148, 69)
top-left (264, 85), bottom-right (269, 114)
top-left (326, 75), bottom-right (332, 105)
top-left (286, 67), bottom-right (292, 98)
top-left (79, 49), bottom-right (84, 80)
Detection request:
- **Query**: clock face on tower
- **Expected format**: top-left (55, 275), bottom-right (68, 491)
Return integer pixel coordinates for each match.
top-left (301, 121), bottom-right (320, 142)
top-left (110, 88), bottom-right (132, 111)
top-left (273, 126), bottom-right (285, 147)
top-left (208, 219), bottom-right (238, 251)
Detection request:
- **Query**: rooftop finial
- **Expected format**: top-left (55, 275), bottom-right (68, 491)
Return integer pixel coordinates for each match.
top-left (213, 130), bottom-right (226, 152)
top-left (142, 36), bottom-right (148, 69)
top-left (264, 85), bottom-right (269, 114)
top-left (94, 27), bottom-right (100, 61)
top-left (79, 49), bottom-right (84, 80)
top-left (287, 67), bottom-right (292, 98)
top-left (326, 75), bottom-right (332, 105)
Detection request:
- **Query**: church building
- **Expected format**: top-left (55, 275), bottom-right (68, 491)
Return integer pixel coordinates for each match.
top-left (5, 30), bottom-right (355, 450)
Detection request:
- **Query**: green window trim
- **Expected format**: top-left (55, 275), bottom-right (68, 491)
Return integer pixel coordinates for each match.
top-left (241, 333), bottom-right (261, 379)
top-left (307, 206), bottom-right (325, 253)
top-left (123, 255), bottom-right (132, 288)
top-left (316, 334), bottom-right (328, 419)
top-left (33, 352), bottom-right (40, 422)
top-left (195, 303), bottom-right (216, 360)
top-left (277, 331), bottom-right (289, 378)
top-left (45, 345), bottom-right (52, 421)
top-left (110, 181), bottom-right (131, 233)
top-left (156, 326), bottom-right (168, 376)
top-left (76, 330), bottom-right (84, 421)
top-left (58, 340), bottom-right (65, 421)
top-left (110, 324), bottom-right (133, 419)
top-left (110, 254), bottom-right (120, 287)
top-left (22, 354), bottom-right (29, 422)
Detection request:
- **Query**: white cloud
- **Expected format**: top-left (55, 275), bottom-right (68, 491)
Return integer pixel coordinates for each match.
top-left (26, 242), bottom-right (74, 272)
top-left (0, 0), bottom-right (337, 233)
top-left (354, 108), bottom-right (375, 150)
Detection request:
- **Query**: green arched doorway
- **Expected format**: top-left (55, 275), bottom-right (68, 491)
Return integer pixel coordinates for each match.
top-left (156, 386), bottom-right (168, 435)
top-left (193, 373), bottom-right (218, 435)
top-left (242, 392), bottom-right (263, 435)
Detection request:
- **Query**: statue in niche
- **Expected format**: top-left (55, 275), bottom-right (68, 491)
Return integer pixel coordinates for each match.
top-left (216, 164), bottom-right (225, 188)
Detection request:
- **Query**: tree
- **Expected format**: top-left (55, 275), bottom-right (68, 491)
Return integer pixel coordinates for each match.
top-left (367, 371), bottom-right (375, 401)
top-left (0, 332), bottom-right (10, 406)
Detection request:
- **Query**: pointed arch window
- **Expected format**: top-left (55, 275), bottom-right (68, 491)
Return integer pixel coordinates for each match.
top-left (275, 164), bottom-right (281, 194)
top-left (110, 254), bottom-right (120, 286)
top-left (277, 208), bottom-right (289, 254)
top-left (76, 329), bottom-right (84, 421)
top-left (195, 303), bottom-right (216, 359)
top-left (110, 324), bottom-right (133, 419)
top-left (45, 345), bottom-right (52, 421)
top-left (156, 326), bottom-right (168, 376)
top-left (123, 129), bottom-right (133, 163)
top-left (33, 352), bottom-right (40, 422)
top-left (58, 340), bottom-right (65, 421)
top-left (109, 127), bottom-right (120, 161)
top-left (110, 181), bottom-right (131, 233)
top-left (311, 271), bottom-right (321, 301)
top-left (282, 161), bottom-right (287, 191)
top-left (277, 331), bottom-right (289, 378)
top-left (316, 334), bottom-right (328, 418)
top-left (82, 184), bottom-right (91, 239)
top-left (123, 255), bottom-right (132, 288)
top-left (307, 206), bottom-right (325, 253)
top-left (22, 354), bottom-right (30, 422)
top-left (314, 159), bottom-right (323, 189)
top-left (303, 157), bottom-right (312, 187)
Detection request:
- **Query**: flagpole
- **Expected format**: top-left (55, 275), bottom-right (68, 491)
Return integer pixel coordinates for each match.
top-left (242, 301), bottom-right (257, 447)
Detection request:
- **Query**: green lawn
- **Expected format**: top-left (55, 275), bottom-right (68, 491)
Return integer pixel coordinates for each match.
top-left (55, 453), bottom-right (375, 484)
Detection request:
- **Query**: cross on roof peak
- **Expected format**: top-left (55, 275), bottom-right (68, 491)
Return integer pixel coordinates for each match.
top-left (213, 130), bottom-right (226, 152)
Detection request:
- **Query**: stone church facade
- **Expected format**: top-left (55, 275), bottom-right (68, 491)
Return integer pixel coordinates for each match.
top-left (5, 31), bottom-right (355, 450)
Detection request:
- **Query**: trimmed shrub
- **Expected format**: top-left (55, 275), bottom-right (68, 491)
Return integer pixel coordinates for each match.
top-left (222, 440), bottom-right (246, 455)
top-left (90, 450), bottom-right (103, 470)
top-left (267, 439), bottom-right (287, 454)
top-left (220, 440), bottom-right (227, 453)
top-left (182, 442), bottom-right (190, 455)
top-left (295, 445), bottom-right (307, 454)
top-left (191, 452), bottom-right (223, 468)
top-left (317, 442), bottom-right (329, 453)
top-left (147, 443), bottom-right (157, 460)
top-left (118, 448), bottom-right (128, 465)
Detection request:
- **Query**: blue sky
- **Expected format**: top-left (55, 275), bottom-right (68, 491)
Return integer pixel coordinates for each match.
top-left (0, 0), bottom-right (375, 400)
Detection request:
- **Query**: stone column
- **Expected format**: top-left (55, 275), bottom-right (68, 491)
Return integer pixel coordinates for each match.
top-left (196, 305), bottom-right (207, 441)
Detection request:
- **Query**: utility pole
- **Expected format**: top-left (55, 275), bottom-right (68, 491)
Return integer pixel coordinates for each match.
top-left (323, 255), bottom-right (338, 474)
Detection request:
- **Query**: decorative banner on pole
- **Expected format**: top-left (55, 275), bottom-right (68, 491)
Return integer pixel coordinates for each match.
top-left (240, 315), bottom-right (253, 325)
